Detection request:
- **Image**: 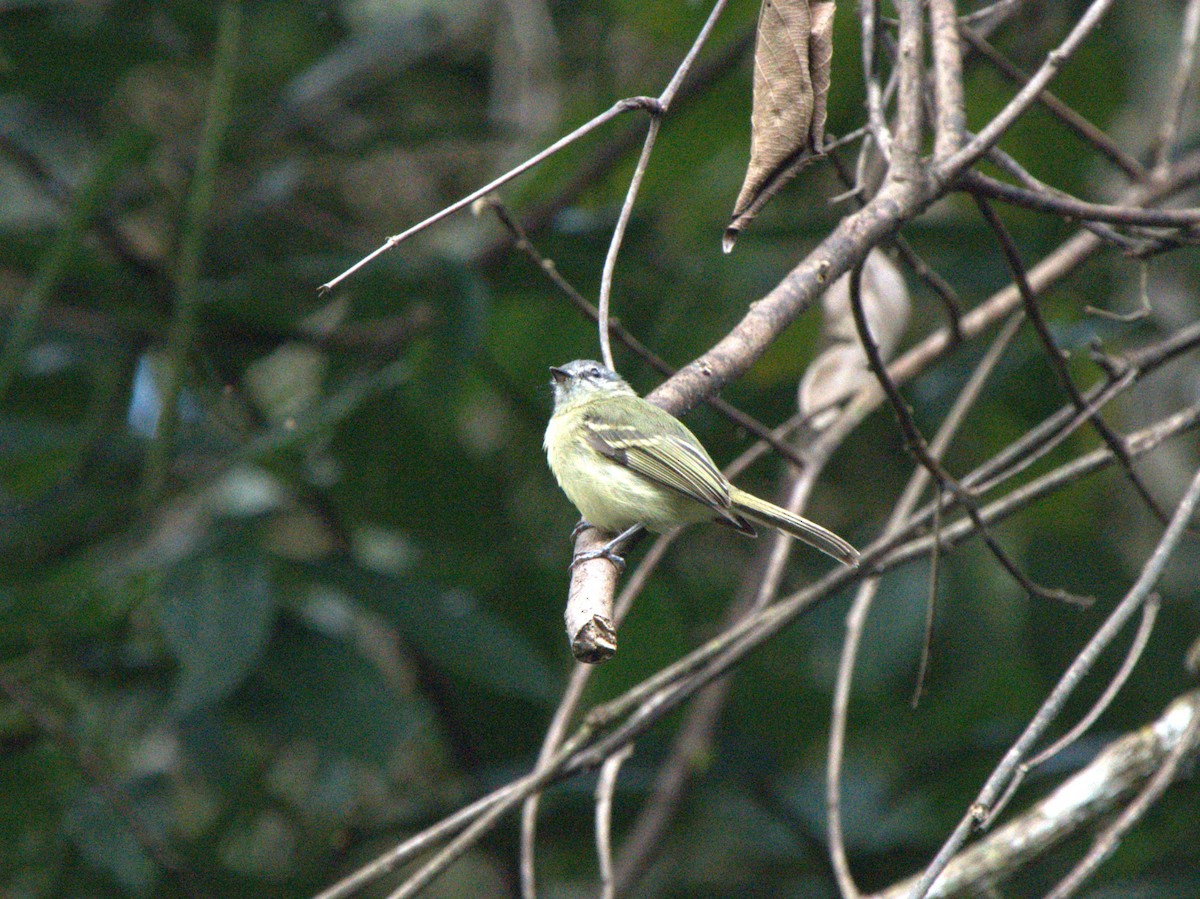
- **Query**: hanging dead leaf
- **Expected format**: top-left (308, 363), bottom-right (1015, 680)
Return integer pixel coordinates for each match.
top-left (725, 0), bottom-right (836, 252)
top-left (798, 249), bottom-right (910, 429)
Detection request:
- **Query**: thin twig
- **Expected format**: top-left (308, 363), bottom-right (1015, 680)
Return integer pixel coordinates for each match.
top-left (827, 311), bottom-right (1025, 899)
top-left (1085, 262), bottom-right (1152, 322)
top-left (891, 234), bottom-right (964, 343)
top-left (487, 28), bottom-right (755, 263)
top-left (1042, 694), bottom-right (1200, 899)
top-left (480, 196), bottom-right (810, 469)
top-left (595, 0), bottom-right (731, 368)
top-left (1151, 0), bottom-right (1200, 176)
top-left (972, 195), bottom-right (1171, 526)
top-left (890, 319), bottom-right (1200, 566)
top-left (964, 171), bottom-right (1200, 228)
top-left (963, 370), bottom-right (1135, 504)
top-left (317, 96), bottom-right (661, 293)
top-left (316, 781), bottom-right (528, 899)
top-left (978, 148), bottom-right (1141, 251)
top-left (597, 116), bottom-right (660, 370)
top-left (140, 0), bottom-right (243, 508)
top-left (959, 24), bottom-right (1147, 181)
top-left (957, 324), bottom-right (1200, 499)
top-left (903, 463), bottom-right (1200, 899)
top-left (959, 0), bottom-right (1026, 33)
top-left (611, 674), bottom-right (728, 891)
top-left (1027, 594), bottom-right (1161, 771)
top-left (595, 744), bottom-right (634, 899)
top-left (912, 482), bottom-right (942, 708)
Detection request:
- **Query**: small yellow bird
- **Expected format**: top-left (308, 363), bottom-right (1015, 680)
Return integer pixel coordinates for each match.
top-left (544, 360), bottom-right (858, 567)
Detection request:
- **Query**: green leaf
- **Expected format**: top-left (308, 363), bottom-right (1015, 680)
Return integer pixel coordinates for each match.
top-left (326, 563), bottom-right (563, 704)
top-left (157, 547), bottom-right (275, 716)
top-left (63, 787), bottom-right (159, 895)
top-left (241, 625), bottom-right (419, 765)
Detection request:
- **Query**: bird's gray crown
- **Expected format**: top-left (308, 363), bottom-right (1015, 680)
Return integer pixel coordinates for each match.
top-left (549, 360), bottom-right (630, 405)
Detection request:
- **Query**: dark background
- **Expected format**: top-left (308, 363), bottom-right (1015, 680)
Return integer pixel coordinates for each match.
top-left (2, 1), bottom-right (1198, 896)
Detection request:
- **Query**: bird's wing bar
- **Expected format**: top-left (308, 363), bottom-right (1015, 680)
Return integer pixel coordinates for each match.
top-left (583, 420), bottom-right (731, 511)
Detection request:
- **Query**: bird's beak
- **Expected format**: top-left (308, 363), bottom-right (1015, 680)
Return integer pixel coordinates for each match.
top-left (549, 366), bottom-right (569, 384)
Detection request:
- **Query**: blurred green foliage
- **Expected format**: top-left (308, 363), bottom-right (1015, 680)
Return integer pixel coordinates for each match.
top-left (1, 1), bottom-right (1199, 897)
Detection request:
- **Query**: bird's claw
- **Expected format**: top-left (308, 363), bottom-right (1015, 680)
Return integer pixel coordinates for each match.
top-left (569, 547), bottom-right (626, 573)
top-left (569, 519), bottom-right (595, 542)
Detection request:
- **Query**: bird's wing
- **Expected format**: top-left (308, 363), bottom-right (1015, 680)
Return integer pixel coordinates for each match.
top-left (580, 395), bottom-right (732, 512)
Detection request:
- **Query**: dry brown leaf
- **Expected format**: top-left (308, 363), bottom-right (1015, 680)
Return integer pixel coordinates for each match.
top-left (797, 249), bottom-right (910, 429)
top-left (725, 0), bottom-right (836, 252)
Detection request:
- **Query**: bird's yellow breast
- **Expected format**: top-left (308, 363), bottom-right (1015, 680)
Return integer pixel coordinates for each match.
top-left (544, 400), bottom-right (705, 534)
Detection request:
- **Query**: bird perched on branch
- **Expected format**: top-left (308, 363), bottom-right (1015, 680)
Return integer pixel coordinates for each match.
top-left (544, 360), bottom-right (859, 569)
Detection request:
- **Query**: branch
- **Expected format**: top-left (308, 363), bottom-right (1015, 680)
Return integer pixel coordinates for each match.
top-left (871, 690), bottom-right (1200, 899)
top-left (936, 0), bottom-right (1119, 184)
top-left (902, 462), bottom-right (1200, 899)
top-left (963, 171), bottom-right (1200, 228)
top-left (317, 96), bottom-right (662, 293)
top-left (1150, 0), bottom-right (1200, 175)
top-left (959, 24), bottom-right (1146, 181)
top-left (891, 0), bottom-right (927, 183)
top-left (972, 195), bottom-right (1172, 526)
top-left (827, 311), bottom-right (1026, 899)
top-left (520, 532), bottom-right (675, 898)
top-left (929, 0), bottom-right (965, 161)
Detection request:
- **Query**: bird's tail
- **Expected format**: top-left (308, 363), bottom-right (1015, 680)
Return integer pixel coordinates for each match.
top-left (729, 487), bottom-right (859, 566)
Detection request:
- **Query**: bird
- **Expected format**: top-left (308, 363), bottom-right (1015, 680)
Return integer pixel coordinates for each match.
top-left (543, 360), bottom-right (859, 568)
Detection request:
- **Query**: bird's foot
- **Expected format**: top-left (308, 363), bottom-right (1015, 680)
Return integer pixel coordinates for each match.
top-left (569, 519), bottom-right (595, 542)
top-left (567, 523), bottom-right (642, 573)
top-left (569, 545), bottom-right (626, 572)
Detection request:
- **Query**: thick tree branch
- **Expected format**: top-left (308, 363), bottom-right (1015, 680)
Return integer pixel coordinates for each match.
top-left (871, 691), bottom-right (1200, 899)
top-left (903, 463), bottom-right (1200, 899)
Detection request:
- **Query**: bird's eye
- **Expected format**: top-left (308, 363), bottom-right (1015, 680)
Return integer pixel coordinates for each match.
top-left (587, 366), bottom-right (601, 378)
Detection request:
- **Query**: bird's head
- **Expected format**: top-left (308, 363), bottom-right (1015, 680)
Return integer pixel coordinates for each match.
top-left (549, 360), bottom-right (633, 408)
